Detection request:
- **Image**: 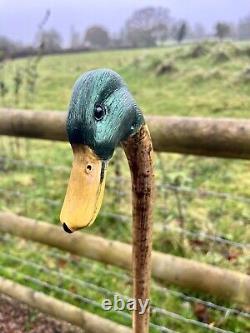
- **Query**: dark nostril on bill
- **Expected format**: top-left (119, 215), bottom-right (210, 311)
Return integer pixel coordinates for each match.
top-left (63, 223), bottom-right (73, 234)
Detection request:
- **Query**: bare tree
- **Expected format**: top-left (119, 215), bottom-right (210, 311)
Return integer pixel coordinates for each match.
top-left (84, 26), bottom-right (110, 49)
top-left (175, 21), bottom-right (188, 43)
top-left (238, 15), bottom-right (250, 40)
top-left (215, 22), bottom-right (231, 41)
top-left (124, 7), bottom-right (170, 47)
top-left (70, 26), bottom-right (81, 49)
top-left (193, 23), bottom-right (206, 40)
top-left (37, 29), bottom-right (62, 52)
top-left (0, 36), bottom-right (20, 56)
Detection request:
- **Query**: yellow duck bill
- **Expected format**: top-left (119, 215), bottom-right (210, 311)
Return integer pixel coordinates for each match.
top-left (60, 144), bottom-right (107, 232)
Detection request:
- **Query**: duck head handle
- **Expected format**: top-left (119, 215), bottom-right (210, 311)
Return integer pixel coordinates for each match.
top-left (60, 68), bottom-right (154, 333)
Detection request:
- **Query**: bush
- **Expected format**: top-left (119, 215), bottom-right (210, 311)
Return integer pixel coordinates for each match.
top-left (0, 51), bottom-right (4, 62)
top-left (189, 68), bottom-right (223, 84)
top-left (212, 51), bottom-right (230, 64)
top-left (239, 67), bottom-right (250, 83)
top-left (155, 61), bottom-right (178, 76)
top-left (186, 44), bottom-right (209, 59)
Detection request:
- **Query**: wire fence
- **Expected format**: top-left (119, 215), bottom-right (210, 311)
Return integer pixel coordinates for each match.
top-left (1, 240), bottom-right (249, 319)
top-left (0, 184), bottom-right (249, 251)
top-left (1, 185), bottom-right (249, 249)
top-left (0, 138), bottom-right (249, 332)
top-left (0, 155), bottom-right (249, 253)
top-left (0, 234), bottom-right (248, 333)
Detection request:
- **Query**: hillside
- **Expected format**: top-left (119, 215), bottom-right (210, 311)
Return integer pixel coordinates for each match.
top-left (0, 41), bottom-right (250, 117)
top-left (0, 42), bottom-right (249, 332)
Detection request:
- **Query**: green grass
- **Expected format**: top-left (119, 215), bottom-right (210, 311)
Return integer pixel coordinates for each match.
top-left (0, 41), bottom-right (250, 332)
top-left (1, 41), bottom-right (250, 117)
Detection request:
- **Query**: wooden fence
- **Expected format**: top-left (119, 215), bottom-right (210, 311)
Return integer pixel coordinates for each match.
top-left (0, 108), bottom-right (250, 331)
top-left (0, 212), bottom-right (249, 306)
top-left (0, 276), bottom-right (131, 333)
top-left (1, 108), bottom-right (250, 159)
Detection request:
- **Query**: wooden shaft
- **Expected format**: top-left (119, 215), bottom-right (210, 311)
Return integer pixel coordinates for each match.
top-left (122, 125), bottom-right (154, 333)
top-left (1, 108), bottom-right (250, 159)
top-left (0, 212), bottom-right (249, 306)
top-left (0, 276), bottom-right (131, 333)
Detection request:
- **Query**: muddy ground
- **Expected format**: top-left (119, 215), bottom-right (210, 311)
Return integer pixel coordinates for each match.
top-left (0, 294), bottom-right (84, 333)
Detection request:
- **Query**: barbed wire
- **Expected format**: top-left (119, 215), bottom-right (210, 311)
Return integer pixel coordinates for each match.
top-left (6, 250), bottom-right (250, 319)
top-left (0, 234), bottom-right (131, 281)
top-left (0, 187), bottom-right (125, 207)
top-left (0, 263), bottom-right (130, 320)
top-left (101, 214), bottom-right (250, 250)
top-left (1, 235), bottom-right (249, 321)
top-left (0, 252), bottom-right (180, 333)
top-left (152, 284), bottom-right (250, 319)
top-left (158, 184), bottom-right (250, 205)
top-left (0, 187), bottom-right (61, 206)
top-left (1, 252), bottom-right (121, 299)
top-left (1, 186), bottom-right (249, 251)
top-left (0, 156), bottom-right (69, 172)
top-left (0, 253), bottom-right (239, 333)
top-left (1, 156), bottom-right (250, 206)
top-left (0, 155), bottom-right (249, 332)
top-left (0, 263), bottom-right (178, 333)
top-left (152, 307), bottom-right (235, 333)
top-left (156, 224), bottom-right (250, 250)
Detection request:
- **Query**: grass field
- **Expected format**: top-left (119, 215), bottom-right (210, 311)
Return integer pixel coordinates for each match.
top-left (0, 41), bottom-right (250, 332)
top-left (1, 41), bottom-right (250, 117)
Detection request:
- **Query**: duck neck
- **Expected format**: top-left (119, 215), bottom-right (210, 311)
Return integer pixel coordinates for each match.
top-left (122, 124), bottom-right (154, 333)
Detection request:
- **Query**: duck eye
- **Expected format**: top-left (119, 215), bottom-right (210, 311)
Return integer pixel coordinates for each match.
top-left (94, 104), bottom-right (106, 121)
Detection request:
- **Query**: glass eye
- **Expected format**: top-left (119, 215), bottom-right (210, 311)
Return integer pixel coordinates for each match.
top-left (94, 104), bottom-right (106, 121)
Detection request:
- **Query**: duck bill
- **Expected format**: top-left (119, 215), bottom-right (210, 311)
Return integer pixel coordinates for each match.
top-left (60, 144), bottom-right (107, 232)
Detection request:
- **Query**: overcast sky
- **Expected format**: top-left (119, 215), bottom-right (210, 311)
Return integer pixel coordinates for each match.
top-left (0, 0), bottom-right (249, 45)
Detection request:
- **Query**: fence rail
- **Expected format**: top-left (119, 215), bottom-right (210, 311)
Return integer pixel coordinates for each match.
top-left (0, 212), bottom-right (249, 306)
top-left (1, 108), bottom-right (250, 159)
top-left (0, 276), bottom-right (131, 333)
top-left (0, 108), bottom-right (249, 332)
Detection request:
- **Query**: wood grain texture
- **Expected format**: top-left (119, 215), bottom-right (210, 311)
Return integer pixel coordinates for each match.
top-left (1, 108), bottom-right (250, 159)
top-left (122, 125), bottom-right (154, 333)
top-left (0, 212), bottom-right (249, 306)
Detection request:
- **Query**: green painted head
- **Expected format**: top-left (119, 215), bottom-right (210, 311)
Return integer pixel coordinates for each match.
top-left (67, 68), bottom-right (144, 160)
top-left (61, 69), bottom-right (144, 232)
